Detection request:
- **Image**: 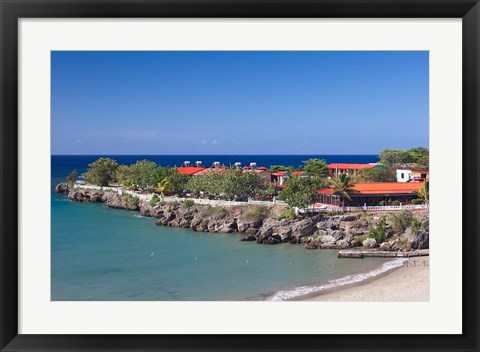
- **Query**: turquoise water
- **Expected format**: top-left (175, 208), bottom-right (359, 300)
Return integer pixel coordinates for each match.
top-left (51, 192), bottom-right (392, 301)
top-left (51, 155), bottom-right (391, 301)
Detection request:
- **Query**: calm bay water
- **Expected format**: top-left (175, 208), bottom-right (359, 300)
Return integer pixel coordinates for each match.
top-left (51, 155), bottom-right (391, 301)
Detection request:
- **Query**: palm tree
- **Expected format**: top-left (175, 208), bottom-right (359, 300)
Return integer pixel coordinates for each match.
top-left (124, 179), bottom-right (135, 190)
top-left (331, 173), bottom-right (356, 204)
top-left (157, 178), bottom-right (173, 197)
top-left (417, 179), bottom-right (429, 205)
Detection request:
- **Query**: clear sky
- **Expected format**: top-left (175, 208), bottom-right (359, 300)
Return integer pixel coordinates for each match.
top-left (51, 51), bottom-right (428, 155)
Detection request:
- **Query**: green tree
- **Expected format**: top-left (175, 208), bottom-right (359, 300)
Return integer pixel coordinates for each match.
top-left (129, 160), bottom-right (162, 190)
top-left (256, 182), bottom-right (277, 201)
top-left (156, 178), bottom-right (173, 197)
top-left (116, 164), bottom-right (132, 184)
top-left (221, 169), bottom-right (263, 201)
top-left (66, 169), bottom-right (78, 184)
top-left (379, 147), bottom-right (429, 169)
top-left (331, 173), bottom-right (355, 202)
top-left (269, 165), bottom-right (289, 172)
top-left (278, 176), bottom-right (319, 209)
top-left (354, 168), bottom-right (395, 183)
top-left (164, 168), bottom-right (189, 195)
top-left (417, 179), bottom-right (429, 205)
top-left (186, 174), bottom-right (208, 197)
top-left (83, 158), bottom-right (119, 186)
top-left (303, 158), bottom-right (328, 180)
top-left (406, 147), bottom-right (429, 168)
top-left (186, 171), bottom-right (223, 198)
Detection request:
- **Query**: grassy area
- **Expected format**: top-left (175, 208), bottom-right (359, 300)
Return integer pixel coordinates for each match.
top-left (244, 205), bottom-right (269, 220)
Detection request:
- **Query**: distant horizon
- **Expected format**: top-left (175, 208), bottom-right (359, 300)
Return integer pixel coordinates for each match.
top-left (51, 152), bottom-right (395, 156)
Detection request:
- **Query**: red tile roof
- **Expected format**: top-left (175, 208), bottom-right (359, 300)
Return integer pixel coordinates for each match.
top-left (272, 171), bottom-right (288, 176)
top-left (328, 163), bottom-right (378, 170)
top-left (292, 171), bottom-right (305, 176)
top-left (177, 167), bottom-right (206, 175)
top-left (318, 182), bottom-right (424, 195)
top-left (193, 167), bottom-right (226, 176)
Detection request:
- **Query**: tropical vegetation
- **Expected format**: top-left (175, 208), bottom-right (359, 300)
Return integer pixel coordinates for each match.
top-left (83, 158), bottom-right (118, 186)
top-left (278, 176), bottom-right (319, 209)
top-left (78, 147), bottom-right (429, 209)
top-left (331, 173), bottom-right (355, 201)
top-left (378, 146), bottom-right (429, 169)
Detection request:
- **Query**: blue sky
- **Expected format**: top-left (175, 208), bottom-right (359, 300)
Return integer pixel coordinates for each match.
top-left (51, 51), bottom-right (428, 155)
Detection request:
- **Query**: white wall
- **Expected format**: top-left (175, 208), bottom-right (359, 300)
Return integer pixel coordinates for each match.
top-left (396, 169), bottom-right (412, 182)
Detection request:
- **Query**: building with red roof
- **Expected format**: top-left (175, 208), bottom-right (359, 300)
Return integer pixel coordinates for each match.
top-left (318, 182), bottom-right (425, 207)
top-left (177, 167), bottom-right (206, 175)
top-left (192, 166), bottom-right (227, 176)
top-left (271, 171), bottom-right (289, 185)
top-left (291, 171), bottom-right (306, 177)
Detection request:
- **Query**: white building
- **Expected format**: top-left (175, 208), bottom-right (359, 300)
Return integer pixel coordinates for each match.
top-left (396, 168), bottom-right (429, 182)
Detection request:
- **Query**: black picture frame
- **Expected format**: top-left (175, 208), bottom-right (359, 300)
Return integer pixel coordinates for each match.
top-left (1, 1), bottom-right (479, 351)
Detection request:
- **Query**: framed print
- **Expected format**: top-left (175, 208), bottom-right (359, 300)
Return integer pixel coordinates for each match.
top-left (1, 0), bottom-right (479, 351)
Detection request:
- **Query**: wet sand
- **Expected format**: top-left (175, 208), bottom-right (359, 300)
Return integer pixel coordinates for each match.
top-left (299, 257), bottom-right (429, 302)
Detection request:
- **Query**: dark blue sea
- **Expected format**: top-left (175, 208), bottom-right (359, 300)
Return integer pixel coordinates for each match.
top-left (51, 155), bottom-right (396, 301)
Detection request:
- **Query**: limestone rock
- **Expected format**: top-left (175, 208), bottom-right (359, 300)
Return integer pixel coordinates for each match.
top-left (362, 238), bottom-right (377, 248)
top-left (55, 183), bottom-right (72, 194)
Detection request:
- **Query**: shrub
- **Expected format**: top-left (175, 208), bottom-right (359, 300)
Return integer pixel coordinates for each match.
top-left (183, 199), bottom-right (195, 208)
top-left (277, 208), bottom-right (296, 221)
top-left (122, 193), bottom-right (139, 205)
top-left (356, 234), bottom-right (368, 244)
top-left (205, 205), bottom-right (228, 215)
top-left (327, 210), bottom-right (344, 216)
top-left (214, 206), bottom-right (228, 215)
top-left (412, 198), bottom-right (424, 205)
top-left (392, 200), bottom-right (401, 206)
top-left (369, 217), bottom-right (387, 243)
top-left (379, 200), bottom-right (385, 206)
top-left (150, 194), bottom-right (160, 206)
top-left (392, 210), bottom-right (414, 234)
top-left (245, 205), bottom-right (269, 219)
top-left (411, 218), bottom-right (421, 233)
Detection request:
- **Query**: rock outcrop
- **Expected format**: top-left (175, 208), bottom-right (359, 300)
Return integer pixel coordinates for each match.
top-left (57, 183), bottom-right (430, 252)
top-left (55, 183), bottom-right (72, 194)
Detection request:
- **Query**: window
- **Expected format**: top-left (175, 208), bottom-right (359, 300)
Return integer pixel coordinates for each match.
top-left (401, 173), bottom-right (404, 179)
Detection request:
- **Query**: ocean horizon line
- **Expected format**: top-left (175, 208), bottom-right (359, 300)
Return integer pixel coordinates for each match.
top-left (51, 153), bottom-right (379, 156)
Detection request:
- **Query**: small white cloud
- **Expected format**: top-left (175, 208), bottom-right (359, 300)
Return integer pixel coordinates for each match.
top-left (202, 140), bottom-right (206, 145)
top-left (212, 140), bottom-right (217, 145)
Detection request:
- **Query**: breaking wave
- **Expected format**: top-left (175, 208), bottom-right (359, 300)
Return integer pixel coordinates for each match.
top-left (266, 258), bottom-right (406, 301)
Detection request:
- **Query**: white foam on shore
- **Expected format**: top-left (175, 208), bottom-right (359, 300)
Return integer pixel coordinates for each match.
top-left (266, 258), bottom-right (407, 301)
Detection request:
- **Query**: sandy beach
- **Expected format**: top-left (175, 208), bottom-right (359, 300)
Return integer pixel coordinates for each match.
top-left (300, 257), bottom-right (429, 302)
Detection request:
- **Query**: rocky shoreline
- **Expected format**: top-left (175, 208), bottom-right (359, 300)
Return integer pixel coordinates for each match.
top-left (56, 183), bottom-right (429, 251)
